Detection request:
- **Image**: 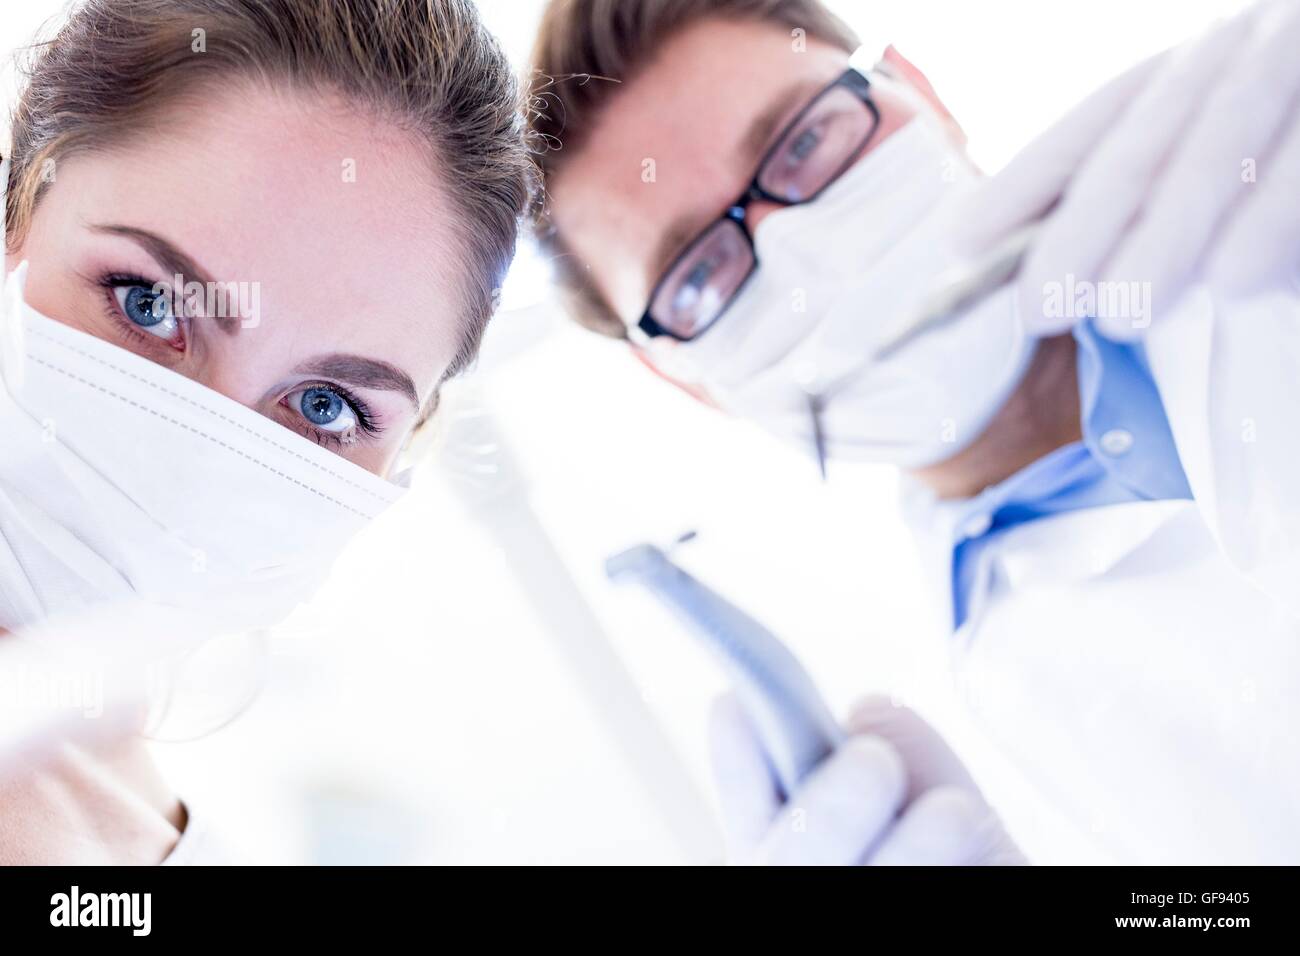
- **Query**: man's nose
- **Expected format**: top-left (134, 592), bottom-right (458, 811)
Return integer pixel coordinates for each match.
top-left (743, 198), bottom-right (784, 235)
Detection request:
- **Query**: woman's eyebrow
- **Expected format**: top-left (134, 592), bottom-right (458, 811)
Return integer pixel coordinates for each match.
top-left (90, 222), bottom-right (421, 407)
top-left (294, 354), bottom-right (420, 409)
top-left (89, 222), bottom-right (239, 335)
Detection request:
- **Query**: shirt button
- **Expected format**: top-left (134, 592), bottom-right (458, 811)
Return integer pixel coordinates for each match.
top-left (1099, 428), bottom-right (1135, 457)
top-left (960, 513), bottom-right (993, 539)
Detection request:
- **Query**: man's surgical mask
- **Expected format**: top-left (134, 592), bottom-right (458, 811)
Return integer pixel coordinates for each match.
top-left (0, 261), bottom-right (404, 636)
top-left (656, 115), bottom-right (1033, 469)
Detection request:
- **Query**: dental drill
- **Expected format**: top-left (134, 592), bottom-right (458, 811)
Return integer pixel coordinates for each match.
top-left (605, 540), bottom-right (843, 796)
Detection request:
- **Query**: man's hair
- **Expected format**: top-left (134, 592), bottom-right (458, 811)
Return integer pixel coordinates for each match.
top-left (528, 0), bottom-right (859, 339)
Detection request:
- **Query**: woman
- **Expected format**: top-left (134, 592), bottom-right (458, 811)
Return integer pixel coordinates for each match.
top-left (0, 0), bottom-right (533, 863)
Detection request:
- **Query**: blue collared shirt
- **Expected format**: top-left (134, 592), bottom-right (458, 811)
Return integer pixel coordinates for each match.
top-left (938, 321), bottom-right (1193, 631)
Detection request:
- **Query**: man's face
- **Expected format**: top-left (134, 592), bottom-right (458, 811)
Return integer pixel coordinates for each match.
top-left (549, 17), bottom-right (936, 350)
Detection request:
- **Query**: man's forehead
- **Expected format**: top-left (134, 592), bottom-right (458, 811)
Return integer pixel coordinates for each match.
top-left (598, 20), bottom-right (844, 165)
top-left (550, 18), bottom-right (851, 320)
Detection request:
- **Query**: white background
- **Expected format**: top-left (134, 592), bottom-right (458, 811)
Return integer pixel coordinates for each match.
top-left (2, 0), bottom-right (1249, 863)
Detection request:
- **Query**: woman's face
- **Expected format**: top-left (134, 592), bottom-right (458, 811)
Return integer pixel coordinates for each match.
top-left (6, 82), bottom-right (469, 476)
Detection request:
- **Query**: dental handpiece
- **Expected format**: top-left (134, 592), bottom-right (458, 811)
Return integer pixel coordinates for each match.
top-left (605, 542), bottom-right (844, 797)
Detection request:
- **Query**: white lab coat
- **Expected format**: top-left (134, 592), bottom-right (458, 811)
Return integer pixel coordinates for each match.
top-left (915, 279), bottom-right (1300, 864)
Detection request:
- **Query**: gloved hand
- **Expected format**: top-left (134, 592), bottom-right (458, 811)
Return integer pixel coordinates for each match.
top-left (0, 606), bottom-right (159, 771)
top-left (709, 692), bottom-right (1025, 865)
top-left (954, 0), bottom-right (1300, 340)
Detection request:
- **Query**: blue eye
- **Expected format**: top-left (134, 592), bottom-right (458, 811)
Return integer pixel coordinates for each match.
top-left (302, 387), bottom-right (342, 424)
top-left (786, 127), bottom-right (822, 163)
top-left (122, 286), bottom-right (166, 326)
top-left (293, 386), bottom-right (358, 435)
top-left (113, 283), bottom-right (181, 343)
top-left (682, 258), bottom-right (717, 292)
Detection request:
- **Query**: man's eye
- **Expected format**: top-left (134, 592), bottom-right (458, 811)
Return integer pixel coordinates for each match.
top-left (291, 386), bottom-right (358, 434)
top-left (113, 284), bottom-right (180, 342)
top-left (683, 258), bottom-right (717, 291)
top-left (785, 126), bottom-right (824, 163)
top-left (671, 257), bottom-right (719, 313)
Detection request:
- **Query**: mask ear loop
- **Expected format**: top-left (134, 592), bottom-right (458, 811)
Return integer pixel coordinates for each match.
top-left (848, 40), bottom-right (890, 78)
top-left (389, 387), bottom-right (449, 487)
top-left (2, 259), bottom-right (30, 392)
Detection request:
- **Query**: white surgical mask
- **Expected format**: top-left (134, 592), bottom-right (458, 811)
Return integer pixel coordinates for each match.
top-left (658, 113), bottom-right (1033, 469)
top-left (0, 261), bottom-right (404, 635)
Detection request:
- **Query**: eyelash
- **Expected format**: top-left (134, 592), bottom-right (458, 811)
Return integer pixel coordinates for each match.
top-left (95, 271), bottom-right (382, 448)
top-left (288, 382), bottom-right (381, 449)
top-left (98, 272), bottom-right (182, 350)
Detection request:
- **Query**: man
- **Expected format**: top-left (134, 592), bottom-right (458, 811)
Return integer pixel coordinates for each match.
top-left (528, 0), bottom-right (1300, 863)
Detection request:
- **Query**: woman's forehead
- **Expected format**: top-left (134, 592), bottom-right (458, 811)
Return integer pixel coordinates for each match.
top-left (60, 84), bottom-right (464, 394)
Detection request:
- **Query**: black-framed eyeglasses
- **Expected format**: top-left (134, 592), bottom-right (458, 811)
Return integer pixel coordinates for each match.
top-left (636, 69), bottom-right (881, 343)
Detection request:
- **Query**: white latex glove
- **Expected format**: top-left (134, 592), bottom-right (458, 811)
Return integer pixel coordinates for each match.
top-left (0, 607), bottom-right (160, 772)
top-left (955, 0), bottom-right (1300, 339)
top-left (709, 693), bottom-right (1025, 865)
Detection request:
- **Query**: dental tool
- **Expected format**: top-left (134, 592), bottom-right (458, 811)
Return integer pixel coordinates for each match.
top-left (437, 389), bottom-right (722, 861)
top-left (605, 539), bottom-right (844, 796)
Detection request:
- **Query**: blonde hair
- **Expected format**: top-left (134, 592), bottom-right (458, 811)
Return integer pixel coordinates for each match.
top-left (5, 0), bottom-right (535, 381)
top-left (528, 0), bottom-right (858, 338)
